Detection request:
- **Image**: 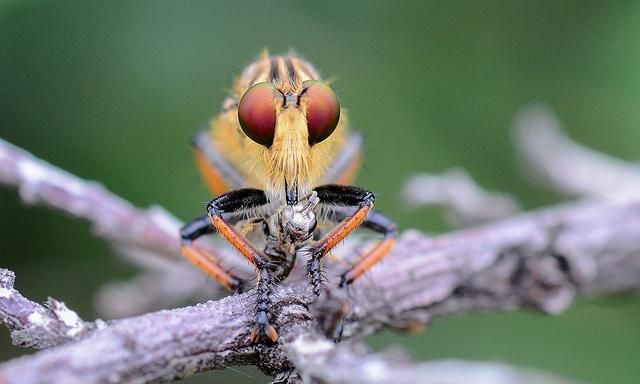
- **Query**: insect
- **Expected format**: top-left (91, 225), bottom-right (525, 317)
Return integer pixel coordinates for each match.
top-left (180, 50), bottom-right (397, 343)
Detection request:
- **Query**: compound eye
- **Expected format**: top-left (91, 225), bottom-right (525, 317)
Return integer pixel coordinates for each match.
top-left (238, 82), bottom-right (277, 147)
top-left (302, 80), bottom-right (340, 145)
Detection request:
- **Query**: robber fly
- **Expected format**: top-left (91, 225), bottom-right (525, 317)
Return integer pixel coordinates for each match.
top-left (180, 51), bottom-right (397, 343)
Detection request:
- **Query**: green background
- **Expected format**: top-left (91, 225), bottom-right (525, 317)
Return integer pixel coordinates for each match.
top-left (1, 1), bottom-right (639, 383)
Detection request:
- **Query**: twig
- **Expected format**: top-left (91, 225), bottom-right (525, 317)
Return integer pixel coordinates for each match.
top-left (403, 168), bottom-right (520, 227)
top-left (0, 138), bottom-right (253, 316)
top-left (289, 335), bottom-right (578, 384)
top-left (0, 139), bottom-right (180, 262)
top-left (513, 104), bottom-right (640, 197)
top-left (93, 267), bottom-right (220, 319)
top-left (2, 189), bottom-right (639, 383)
top-left (0, 269), bottom-right (102, 349)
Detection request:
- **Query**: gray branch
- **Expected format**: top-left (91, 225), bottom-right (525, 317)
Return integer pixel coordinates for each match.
top-left (404, 104), bottom-right (640, 228)
top-left (403, 168), bottom-right (520, 227)
top-left (289, 335), bottom-right (578, 384)
top-left (2, 112), bottom-right (639, 383)
top-left (0, 139), bottom-right (181, 262)
top-left (0, 269), bottom-right (103, 349)
top-left (2, 189), bottom-right (639, 383)
top-left (513, 104), bottom-right (640, 198)
top-left (0, 138), bottom-right (253, 317)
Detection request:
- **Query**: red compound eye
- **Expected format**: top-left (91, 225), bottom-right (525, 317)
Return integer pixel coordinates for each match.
top-left (302, 80), bottom-right (340, 145)
top-left (238, 82), bottom-right (277, 147)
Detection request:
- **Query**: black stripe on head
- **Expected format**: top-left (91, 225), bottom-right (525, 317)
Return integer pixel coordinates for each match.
top-left (285, 57), bottom-right (299, 85)
top-left (270, 57), bottom-right (280, 82)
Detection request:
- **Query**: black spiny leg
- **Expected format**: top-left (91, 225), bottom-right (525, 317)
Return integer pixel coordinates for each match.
top-left (304, 185), bottom-right (376, 296)
top-left (206, 189), bottom-right (282, 343)
top-left (250, 265), bottom-right (278, 343)
top-left (306, 255), bottom-right (323, 297)
top-left (182, 188), bottom-right (279, 343)
top-left (312, 202), bottom-right (397, 343)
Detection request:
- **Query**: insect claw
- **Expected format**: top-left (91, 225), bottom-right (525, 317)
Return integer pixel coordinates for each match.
top-left (249, 327), bottom-right (260, 344)
top-left (249, 323), bottom-right (279, 344)
top-left (266, 324), bottom-right (279, 343)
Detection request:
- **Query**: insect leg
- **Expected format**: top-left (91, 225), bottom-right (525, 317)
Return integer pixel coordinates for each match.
top-left (304, 185), bottom-right (383, 295)
top-left (192, 130), bottom-right (246, 195)
top-left (180, 188), bottom-right (267, 291)
top-left (330, 208), bottom-right (398, 287)
top-left (181, 215), bottom-right (244, 291)
top-left (313, 185), bottom-right (376, 254)
top-left (206, 188), bottom-right (268, 268)
top-left (205, 188), bottom-right (282, 343)
top-left (250, 266), bottom-right (279, 343)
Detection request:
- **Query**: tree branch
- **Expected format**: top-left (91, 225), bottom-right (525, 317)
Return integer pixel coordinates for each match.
top-left (2, 110), bottom-right (640, 383)
top-left (2, 188), bottom-right (639, 383)
top-left (0, 139), bottom-right (181, 262)
top-left (513, 104), bottom-right (640, 198)
top-left (0, 138), bottom-right (253, 317)
top-left (288, 335), bottom-right (577, 384)
top-left (0, 269), bottom-right (102, 349)
top-left (403, 168), bottom-right (520, 227)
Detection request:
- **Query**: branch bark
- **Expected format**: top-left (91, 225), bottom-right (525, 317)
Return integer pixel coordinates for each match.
top-left (0, 269), bottom-right (102, 349)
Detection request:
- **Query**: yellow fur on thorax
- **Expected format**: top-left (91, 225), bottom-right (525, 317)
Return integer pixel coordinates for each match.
top-left (209, 51), bottom-right (348, 203)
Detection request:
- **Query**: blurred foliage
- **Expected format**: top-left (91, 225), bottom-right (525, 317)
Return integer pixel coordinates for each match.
top-left (1, 1), bottom-right (639, 383)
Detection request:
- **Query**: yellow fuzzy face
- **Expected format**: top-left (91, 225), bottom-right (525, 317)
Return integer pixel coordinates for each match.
top-left (208, 51), bottom-right (349, 203)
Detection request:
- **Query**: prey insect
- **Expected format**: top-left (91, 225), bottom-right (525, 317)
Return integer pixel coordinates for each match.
top-left (180, 51), bottom-right (397, 343)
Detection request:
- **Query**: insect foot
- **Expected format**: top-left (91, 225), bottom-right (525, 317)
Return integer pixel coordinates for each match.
top-left (250, 263), bottom-right (280, 344)
top-left (249, 316), bottom-right (279, 344)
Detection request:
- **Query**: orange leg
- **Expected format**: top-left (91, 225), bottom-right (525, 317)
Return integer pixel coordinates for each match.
top-left (315, 204), bottom-right (372, 257)
top-left (192, 131), bottom-right (245, 195)
top-left (194, 149), bottom-right (230, 196)
top-left (182, 190), bottom-right (279, 343)
top-left (180, 214), bottom-right (247, 291)
top-left (204, 189), bottom-right (280, 343)
top-left (208, 214), bottom-right (262, 266)
top-left (181, 245), bottom-right (243, 291)
top-left (306, 203), bottom-right (372, 295)
top-left (308, 185), bottom-right (398, 294)
top-left (335, 153), bottom-right (362, 185)
top-left (340, 236), bottom-right (397, 285)
top-left (338, 208), bottom-right (398, 286)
